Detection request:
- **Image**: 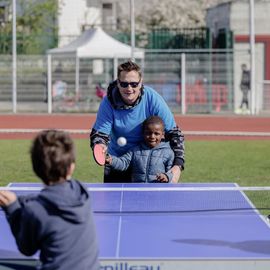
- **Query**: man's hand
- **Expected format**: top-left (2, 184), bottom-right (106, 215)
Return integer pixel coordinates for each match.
top-left (105, 154), bottom-right (112, 165)
top-left (169, 165), bottom-right (182, 183)
top-left (156, 173), bottom-right (169, 183)
top-left (0, 191), bottom-right (17, 207)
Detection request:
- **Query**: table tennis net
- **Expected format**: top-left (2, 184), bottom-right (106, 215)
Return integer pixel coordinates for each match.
top-left (2, 185), bottom-right (270, 216)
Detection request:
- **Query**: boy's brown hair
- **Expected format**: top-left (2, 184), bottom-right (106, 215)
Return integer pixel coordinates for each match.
top-left (31, 129), bottom-right (75, 184)
top-left (117, 60), bottom-right (142, 79)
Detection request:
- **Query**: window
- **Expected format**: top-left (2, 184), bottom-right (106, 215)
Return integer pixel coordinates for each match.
top-left (86, 0), bottom-right (100, 8)
top-left (102, 2), bottom-right (115, 30)
top-left (103, 3), bottom-right (113, 10)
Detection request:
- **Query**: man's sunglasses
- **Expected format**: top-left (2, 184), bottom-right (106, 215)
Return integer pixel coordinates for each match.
top-left (118, 80), bottom-right (141, 88)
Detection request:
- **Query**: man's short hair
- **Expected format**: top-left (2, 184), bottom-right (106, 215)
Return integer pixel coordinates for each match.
top-left (117, 60), bottom-right (142, 79)
top-left (31, 129), bottom-right (75, 184)
top-left (142, 116), bottom-right (165, 131)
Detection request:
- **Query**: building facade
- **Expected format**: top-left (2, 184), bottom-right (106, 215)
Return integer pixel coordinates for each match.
top-left (206, 0), bottom-right (270, 112)
top-left (57, 0), bottom-right (122, 46)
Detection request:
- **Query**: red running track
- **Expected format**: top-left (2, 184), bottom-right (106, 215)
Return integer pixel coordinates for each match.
top-left (0, 114), bottom-right (269, 140)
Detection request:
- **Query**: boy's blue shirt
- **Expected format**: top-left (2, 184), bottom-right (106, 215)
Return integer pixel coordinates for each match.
top-left (93, 86), bottom-right (176, 157)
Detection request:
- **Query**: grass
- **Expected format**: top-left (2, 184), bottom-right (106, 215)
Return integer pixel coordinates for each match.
top-left (1, 139), bottom-right (270, 186)
top-left (0, 139), bottom-right (104, 185)
top-left (185, 140), bottom-right (270, 186)
top-left (1, 139), bottom-right (270, 214)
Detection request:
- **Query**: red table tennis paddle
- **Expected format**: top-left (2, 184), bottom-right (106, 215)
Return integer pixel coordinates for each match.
top-left (93, 144), bottom-right (106, 166)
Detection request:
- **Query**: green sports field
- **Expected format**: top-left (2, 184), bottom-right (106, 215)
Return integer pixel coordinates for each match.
top-left (1, 139), bottom-right (270, 185)
top-left (1, 138), bottom-right (270, 213)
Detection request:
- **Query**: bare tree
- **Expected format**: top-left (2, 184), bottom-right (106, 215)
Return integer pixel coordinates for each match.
top-left (117, 0), bottom-right (230, 33)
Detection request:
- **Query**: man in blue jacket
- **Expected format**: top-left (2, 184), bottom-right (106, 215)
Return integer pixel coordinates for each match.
top-left (90, 60), bottom-right (185, 183)
top-left (0, 130), bottom-right (100, 270)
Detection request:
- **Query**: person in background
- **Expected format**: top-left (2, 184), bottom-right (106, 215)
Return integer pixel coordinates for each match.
top-left (0, 130), bottom-right (100, 270)
top-left (105, 116), bottom-right (174, 183)
top-left (239, 63), bottom-right (251, 112)
top-left (90, 60), bottom-right (185, 183)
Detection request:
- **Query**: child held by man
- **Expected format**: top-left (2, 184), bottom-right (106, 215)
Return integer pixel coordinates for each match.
top-left (106, 116), bottom-right (175, 183)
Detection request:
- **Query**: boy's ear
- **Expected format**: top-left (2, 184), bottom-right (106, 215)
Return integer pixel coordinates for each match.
top-left (67, 163), bottom-right (75, 179)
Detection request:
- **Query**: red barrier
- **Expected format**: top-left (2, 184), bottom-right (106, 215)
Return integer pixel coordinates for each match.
top-left (212, 84), bottom-right (228, 112)
top-left (177, 81), bottom-right (228, 112)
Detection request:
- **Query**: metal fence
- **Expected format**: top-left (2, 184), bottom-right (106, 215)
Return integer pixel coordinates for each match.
top-left (0, 49), bottom-right (268, 115)
top-left (259, 81), bottom-right (270, 114)
top-left (143, 50), bottom-right (234, 114)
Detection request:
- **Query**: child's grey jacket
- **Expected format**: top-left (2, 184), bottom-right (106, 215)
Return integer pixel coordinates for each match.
top-left (111, 142), bottom-right (174, 183)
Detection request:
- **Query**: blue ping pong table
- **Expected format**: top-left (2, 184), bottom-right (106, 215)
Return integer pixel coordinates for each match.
top-left (1, 183), bottom-right (270, 270)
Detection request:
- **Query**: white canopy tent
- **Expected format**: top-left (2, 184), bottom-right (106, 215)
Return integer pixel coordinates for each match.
top-left (46, 27), bottom-right (144, 113)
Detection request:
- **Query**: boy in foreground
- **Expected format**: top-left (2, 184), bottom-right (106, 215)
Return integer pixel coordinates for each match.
top-left (0, 130), bottom-right (100, 270)
top-left (106, 116), bottom-right (175, 183)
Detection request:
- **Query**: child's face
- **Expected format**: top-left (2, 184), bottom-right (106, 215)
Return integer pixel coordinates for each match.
top-left (143, 123), bottom-right (164, 148)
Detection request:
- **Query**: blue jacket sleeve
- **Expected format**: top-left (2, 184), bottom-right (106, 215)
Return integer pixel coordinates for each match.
top-left (92, 98), bottom-right (114, 135)
top-left (110, 151), bottom-right (133, 171)
top-left (90, 98), bottom-right (114, 148)
top-left (4, 199), bottom-right (40, 256)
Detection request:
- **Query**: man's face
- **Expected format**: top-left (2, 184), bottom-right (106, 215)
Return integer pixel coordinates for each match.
top-left (117, 71), bottom-right (142, 105)
top-left (143, 123), bottom-right (165, 148)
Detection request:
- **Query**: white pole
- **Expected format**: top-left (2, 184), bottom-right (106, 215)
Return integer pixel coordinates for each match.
top-left (47, 54), bottom-right (52, 114)
top-left (181, 53), bottom-right (186, 115)
top-left (12, 0), bottom-right (17, 113)
top-left (249, 0), bottom-right (256, 114)
top-left (75, 56), bottom-right (79, 94)
top-left (113, 57), bottom-right (118, 79)
top-left (130, 0), bottom-right (135, 61)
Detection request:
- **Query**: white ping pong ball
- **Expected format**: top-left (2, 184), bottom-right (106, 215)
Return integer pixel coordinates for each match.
top-left (117, 137), bottom-right (127, 147)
